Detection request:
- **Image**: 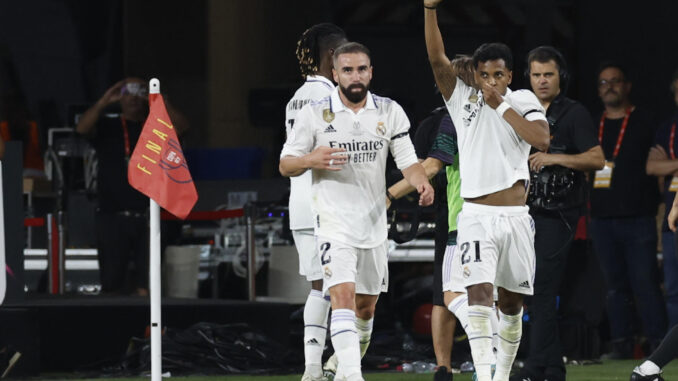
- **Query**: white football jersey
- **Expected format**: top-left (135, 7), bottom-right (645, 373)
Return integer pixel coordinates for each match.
top-left (280, 88), bottom-right (418, 248)
top-left (444, 79), bottom-right (546, 198)
top-left (284, 75), bottom-right (335, 230)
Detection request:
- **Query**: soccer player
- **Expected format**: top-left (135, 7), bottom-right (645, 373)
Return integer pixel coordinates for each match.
top-left (284, 23), bottom-right (347, 381)
top-left (280, 41), bottom-right (434, 381)
top-left (423, 1), bottom-right (550, 381)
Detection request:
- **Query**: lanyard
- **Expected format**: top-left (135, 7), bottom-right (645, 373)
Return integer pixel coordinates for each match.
top-left (121, 117), bottom-right (130, 159)
top-left (598, 107), bottom-right (631, 160)
top-left (670, 123), bottom-right (677, 160)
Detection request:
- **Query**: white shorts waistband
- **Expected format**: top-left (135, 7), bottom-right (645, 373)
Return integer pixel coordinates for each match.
top-left (462, 202), bottom-right (529, 216)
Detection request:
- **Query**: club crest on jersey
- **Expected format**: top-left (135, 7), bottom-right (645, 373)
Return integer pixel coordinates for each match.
top-left (468, 93), bottom-right (479, 103)
top-left (351, 121), bottom-right (363, 136)
top-left (323, 109), bottom-right (335, 123)
top-left (376, 122), bottom-right (386, 136)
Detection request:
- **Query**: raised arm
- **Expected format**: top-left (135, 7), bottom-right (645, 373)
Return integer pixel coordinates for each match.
top-left (76, 80), bottom-right (124, 135)
top-left (483, 84), bottom-right (550, 151)
top-left (424, 0), bottom-right (457, 100)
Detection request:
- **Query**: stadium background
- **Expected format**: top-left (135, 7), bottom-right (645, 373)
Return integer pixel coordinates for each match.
top-left (1, 0), bottom-right (677, 379)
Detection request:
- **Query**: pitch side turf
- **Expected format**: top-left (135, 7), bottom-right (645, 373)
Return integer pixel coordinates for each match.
top-left (45, 360), bottom-right (678, 381)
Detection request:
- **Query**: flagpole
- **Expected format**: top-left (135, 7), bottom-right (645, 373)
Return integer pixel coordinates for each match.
top-left (149, 78), bottom-right (162, 381)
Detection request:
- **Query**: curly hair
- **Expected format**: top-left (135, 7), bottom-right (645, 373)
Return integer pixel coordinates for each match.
top-left (295, 23), bottom-right (347, 79)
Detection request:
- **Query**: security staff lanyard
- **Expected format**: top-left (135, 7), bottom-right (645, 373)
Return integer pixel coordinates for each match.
top-left (121, 117), bottom-right (131, 163)
top-left (668, 122), bottom-right (678, 192)
top-left (593, 107), bottom-right (631, 188)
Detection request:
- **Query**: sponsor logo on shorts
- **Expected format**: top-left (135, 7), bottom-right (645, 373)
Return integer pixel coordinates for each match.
top-left (463, 266), bottom-right (471, 278)
top-left (324, 266), bottom-right (332, 279)
top-left (306, 338), bottom-right (320, 346)
top-left (519, 280), bottom-right (530, 288)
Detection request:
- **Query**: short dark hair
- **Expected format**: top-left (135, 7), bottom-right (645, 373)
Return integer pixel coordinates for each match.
top-left (472, 43), bottom-right (513, 70)
top-left (597, 61), bottom-right (629, 81)
top-left (296, 23), bottom-right (347, 79)
top-left (525, 46), bottom-right (569, 92)
top-left (333, 42), bottom-right (371, 64)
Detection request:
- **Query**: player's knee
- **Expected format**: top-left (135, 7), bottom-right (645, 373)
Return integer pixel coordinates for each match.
top-left (310, 279), bottom-right (323, 291)
top-left (497, 288), bottom-right (524, 315)
top-left (443, 291), bottom-right (463, 306)
top-left (467, 283), bottom-right (494, 306)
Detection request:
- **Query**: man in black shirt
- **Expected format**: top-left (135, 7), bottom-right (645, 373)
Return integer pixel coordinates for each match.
top-left (590, 62), bottom-right (666, 358)
top-left (510, 46), bottom-right (604, 381)
top-left (77, 78), bottom-right (187, 295)
top-left (646, 68), bottom-right (678, 330)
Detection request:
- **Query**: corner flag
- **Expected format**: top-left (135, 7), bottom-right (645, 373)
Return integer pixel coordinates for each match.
top-left (128, 86), bottom-right (197, 219)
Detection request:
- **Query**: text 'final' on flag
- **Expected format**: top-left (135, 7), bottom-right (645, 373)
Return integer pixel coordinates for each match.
top-left (127, 92), bottom-right (198, 219)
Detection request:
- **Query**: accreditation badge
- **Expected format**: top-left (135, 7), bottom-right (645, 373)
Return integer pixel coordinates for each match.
top-left (593, 160), bottom-right (615, 189)
top-left (669, 175), bottom-right (678, 192)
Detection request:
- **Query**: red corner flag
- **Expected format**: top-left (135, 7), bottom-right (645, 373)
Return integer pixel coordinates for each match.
top-left (128, 91), bottom-right (197, 219)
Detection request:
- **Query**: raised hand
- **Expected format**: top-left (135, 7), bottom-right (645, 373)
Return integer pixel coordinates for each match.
top-left (423, 0), bottom-right (444, 8)
top-left (481, 82), bottom-right (503, 109)
top-left (98, 80), bottom-right (125, 106)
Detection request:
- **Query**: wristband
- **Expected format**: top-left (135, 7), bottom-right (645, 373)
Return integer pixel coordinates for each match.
top-left (386, 190), bottom-right (396, 202)
top-left (424, 5), bottom-right (436, 9)
top-left (496, 101), bottom-right (511, 117)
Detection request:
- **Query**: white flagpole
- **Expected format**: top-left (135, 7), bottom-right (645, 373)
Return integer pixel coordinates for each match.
top-left (149, 78), bottom-right (162, 381)
top-left (0, 161), bottom-right (6, 305)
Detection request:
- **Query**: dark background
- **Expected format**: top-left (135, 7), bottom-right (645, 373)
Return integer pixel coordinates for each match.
top-left (0, 0), bottom-right (676, 175)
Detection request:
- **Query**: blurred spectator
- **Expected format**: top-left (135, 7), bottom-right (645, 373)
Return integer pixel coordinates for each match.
top-left (589, 62), bottom-right (665, 358)
top-left (0, 94), bottom-right (44, 174)
top-left (76, 77), bottom-right (187, 295)
top-left (646, 68), bottom-right (678, 328)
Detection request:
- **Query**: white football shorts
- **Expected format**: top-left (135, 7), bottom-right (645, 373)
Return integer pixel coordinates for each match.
top-left (292, 229), bottom-right (321, 281)
top-left (455, 202), bottom-right (536, 295)
top-left (316, 237), bottom-right (389, 296)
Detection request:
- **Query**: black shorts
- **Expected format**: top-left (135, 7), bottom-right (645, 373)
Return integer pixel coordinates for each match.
top-left (433, 229), bottom-right (450, 306)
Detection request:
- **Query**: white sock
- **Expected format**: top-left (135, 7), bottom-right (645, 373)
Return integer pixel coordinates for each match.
top-left (330, 309), bottom-right (361, 379)
top-left (491, 305), bottom-right (499, 363)
top-left (448, 294), bottom-right (470, 333)
top-left (493, 308), bottom-right (523, 381)
top-left (467, 305), bottom-right (494, 381)
top-left (638, 360), bottom-right (661, 375)
top-left (304, 290), bottom-right (330, 376)
top-left (355, 317), bottom-right (373, 358)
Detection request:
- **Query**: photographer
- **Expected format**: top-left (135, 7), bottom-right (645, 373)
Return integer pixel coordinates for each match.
top-left (77, 78), bottom-right (188, 295)
top-left (512, 47), bottom-right (604, 381)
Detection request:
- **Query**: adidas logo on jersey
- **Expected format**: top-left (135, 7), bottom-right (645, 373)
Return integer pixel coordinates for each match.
top-left (518, 280), bottom-right (530, 288)
top-left (324, 125), bottom-right (337, 133)
top-left (306, 338), bottom-right (320, 346)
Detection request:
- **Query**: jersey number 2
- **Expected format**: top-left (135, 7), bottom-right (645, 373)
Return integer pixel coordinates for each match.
top-left (320, 242), bottom-right (331, 265)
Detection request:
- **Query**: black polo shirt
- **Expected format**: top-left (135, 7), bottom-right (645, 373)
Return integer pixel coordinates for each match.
top-left (88, 115), bottom-right (147, 213)
top-left (414, 107), bottom-right (449, 244)
top-left (590, 107), bottom-right (659, 218)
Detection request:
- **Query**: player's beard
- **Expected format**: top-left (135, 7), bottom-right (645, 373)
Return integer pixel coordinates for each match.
top-left (340, 83), bottom-right (369, 104)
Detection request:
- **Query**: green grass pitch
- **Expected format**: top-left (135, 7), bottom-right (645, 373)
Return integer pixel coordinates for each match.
top-left (46, 360), bottom-right (678, 380)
